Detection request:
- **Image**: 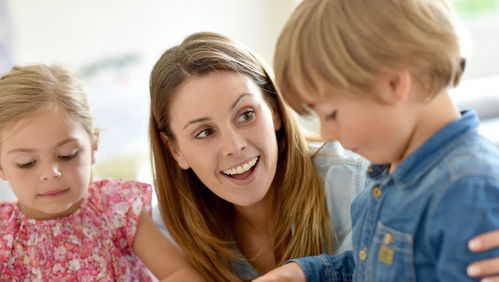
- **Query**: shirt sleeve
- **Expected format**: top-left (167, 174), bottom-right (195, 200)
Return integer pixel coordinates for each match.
top-left (428, 175), bottom-right (499, 281)
top-left (93, 179), bottom-right (152, 249)
top-left (289, 251), bottom-right (355, 282)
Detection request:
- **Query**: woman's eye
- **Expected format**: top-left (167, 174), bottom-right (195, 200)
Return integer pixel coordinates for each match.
top-left (325, 111), bottom-right (337, 120)
top-left (237, 110), bottom-right (255, 123)
top-left (58, 152), bottom-right (78, 161)
top-left (195, 128), bottom-right (214, 139)
top-left (17, 161), bottom-right (36, 169)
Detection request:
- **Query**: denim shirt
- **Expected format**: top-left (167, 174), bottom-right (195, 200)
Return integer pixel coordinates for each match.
top-left (231, 142), bottom-right (368, 281)
top-left (293, 110), bottom-right (499, 281)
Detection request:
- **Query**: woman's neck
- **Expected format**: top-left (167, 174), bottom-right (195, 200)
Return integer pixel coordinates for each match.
top-left (232, 190), bottom-right (277, 274)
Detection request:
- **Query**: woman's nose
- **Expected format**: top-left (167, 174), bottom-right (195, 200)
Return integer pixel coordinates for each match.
top-left (221, 129), bottom-right (247, 156)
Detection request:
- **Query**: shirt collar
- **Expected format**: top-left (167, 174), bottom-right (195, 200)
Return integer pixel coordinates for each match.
top-left (366, 110), bottom-right (480, 187)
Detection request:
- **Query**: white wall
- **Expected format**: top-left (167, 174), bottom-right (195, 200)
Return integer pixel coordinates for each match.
top-left (0, 0), bottom-right (297, 201)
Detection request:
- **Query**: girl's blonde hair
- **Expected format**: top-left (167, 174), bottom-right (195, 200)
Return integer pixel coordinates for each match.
top-left (149, 32), bottom-right (334, 281)
top-left (0, 64), bottom-right (93, 138)
top-left (274, 0), bottom-right (464, 113)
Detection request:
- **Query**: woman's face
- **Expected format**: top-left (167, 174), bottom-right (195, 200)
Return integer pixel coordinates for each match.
top-left (167, 71), bottom-right (281, 207)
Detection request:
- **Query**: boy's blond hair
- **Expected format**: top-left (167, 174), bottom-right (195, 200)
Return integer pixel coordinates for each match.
top-left (274, 0), bottom-right (464, 113)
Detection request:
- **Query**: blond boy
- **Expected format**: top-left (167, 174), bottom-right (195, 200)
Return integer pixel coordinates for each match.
top-left (257, 0), bottom-right (499, 281)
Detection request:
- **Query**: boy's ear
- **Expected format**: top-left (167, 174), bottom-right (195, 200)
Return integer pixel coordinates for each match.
top-left (91, 129), bottom-right (100, 165)
top-left (379, 69), bottom-right (412, 104)
top-left (160, 132), bottom-right (190, 170)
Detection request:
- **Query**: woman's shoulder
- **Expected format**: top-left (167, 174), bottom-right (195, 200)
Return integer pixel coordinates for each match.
top-left (310, 141), bottom-right (368, 169)
top-left (309, 141), bottom-right (369, 198)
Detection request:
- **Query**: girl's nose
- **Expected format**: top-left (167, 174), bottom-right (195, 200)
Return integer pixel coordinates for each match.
top-left (40, 164), bottom-right (62, 181)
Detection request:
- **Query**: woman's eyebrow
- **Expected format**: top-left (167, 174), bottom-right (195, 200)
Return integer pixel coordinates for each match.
top-left (183, 93), bottom-right (254, 130)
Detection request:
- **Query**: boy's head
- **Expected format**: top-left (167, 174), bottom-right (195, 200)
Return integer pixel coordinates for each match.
top-left (274, 0), bottom-right (464, 113)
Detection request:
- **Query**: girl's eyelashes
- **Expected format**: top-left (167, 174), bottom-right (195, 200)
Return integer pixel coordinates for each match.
top-left (58, 151), bottom-right (78, 161)
top-left (17, 160), bottom-right (36, 169)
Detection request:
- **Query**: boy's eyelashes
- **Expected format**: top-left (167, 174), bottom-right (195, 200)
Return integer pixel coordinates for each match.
top-left (16, 151), bottom-right (79, 169)
top-left (325, 110), bottom-right (337, 120)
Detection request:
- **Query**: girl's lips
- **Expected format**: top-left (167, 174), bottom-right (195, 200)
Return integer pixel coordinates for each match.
top-left (38, 188), bottom-right (69, 198)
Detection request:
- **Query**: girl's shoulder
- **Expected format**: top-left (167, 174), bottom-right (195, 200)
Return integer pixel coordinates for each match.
top-left (86, 179), bottom-right (152, 213)
top-left (0, 201), bottom-right (20, 232)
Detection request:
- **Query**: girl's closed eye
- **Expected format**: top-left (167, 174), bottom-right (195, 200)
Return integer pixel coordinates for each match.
top-left (58, 151), bottom-right (79, 161)
top-left (17, 160), bottom-right (37, 169)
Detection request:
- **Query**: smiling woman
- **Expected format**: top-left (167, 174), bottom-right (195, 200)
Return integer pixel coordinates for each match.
top-left (165, 71), bottom-right (281, 207)
top-left (148, 31), bottom-right (368, 281)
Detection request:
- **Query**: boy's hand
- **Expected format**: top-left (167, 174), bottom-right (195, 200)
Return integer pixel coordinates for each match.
top-left (467, 229), bottom-right (499, 280)
top-left (252, 262), bottom-right (306, 282)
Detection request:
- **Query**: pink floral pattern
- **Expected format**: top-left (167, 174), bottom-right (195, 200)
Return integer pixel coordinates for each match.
top-left (0, 179), bottom-right (153, 281)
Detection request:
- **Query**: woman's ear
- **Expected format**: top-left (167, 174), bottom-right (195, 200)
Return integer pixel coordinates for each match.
top-left (271, 107), bottom-right (282, 131)
top-left (91, 129), bottom-right (100, 165)
top-left (160, 132), bottom-right (190, 170)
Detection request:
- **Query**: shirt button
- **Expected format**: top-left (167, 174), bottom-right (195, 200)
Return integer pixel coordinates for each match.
top-left (359, 249), bottom-right (367, 260)
top-left (372, 186), bottom-right (382, 198)
top-left (384, 233), bottom-right (393, 244)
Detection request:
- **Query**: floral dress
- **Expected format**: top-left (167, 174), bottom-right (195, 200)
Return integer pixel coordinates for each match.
top-left (0, 179), bottom-right (153, 282)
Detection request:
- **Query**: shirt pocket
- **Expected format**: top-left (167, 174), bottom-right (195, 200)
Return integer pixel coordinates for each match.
top-left (366, 222), bottom-right (417, 282)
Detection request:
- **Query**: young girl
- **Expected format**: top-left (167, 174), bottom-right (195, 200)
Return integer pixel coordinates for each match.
top-left (0, 64), bottom-right (203, 281)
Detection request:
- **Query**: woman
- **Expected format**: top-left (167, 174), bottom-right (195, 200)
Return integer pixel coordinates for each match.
top-left (148, 32), bottom-right (499, 281)
top-left (148, 32), bottom-right (365, 281)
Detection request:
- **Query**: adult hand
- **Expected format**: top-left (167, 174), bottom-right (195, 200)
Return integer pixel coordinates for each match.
top-left (252, 262), bottom-right (306, 282)
top-left (467, 230), bottom-right (499, 281)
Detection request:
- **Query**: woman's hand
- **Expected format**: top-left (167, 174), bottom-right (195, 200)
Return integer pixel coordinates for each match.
top-left (467, 230), bottom-right (499, 281)
top-left (252, 262), bottom-right (306, 282)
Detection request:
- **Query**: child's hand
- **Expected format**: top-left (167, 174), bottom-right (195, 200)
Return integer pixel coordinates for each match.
top-left (252, 262), bottom-right (306, 282)
top-left (467, 229), bottom-right (499, 280)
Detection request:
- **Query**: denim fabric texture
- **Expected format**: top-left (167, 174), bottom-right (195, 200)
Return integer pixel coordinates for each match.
top-left (293, 110), bottom-right (499, 281)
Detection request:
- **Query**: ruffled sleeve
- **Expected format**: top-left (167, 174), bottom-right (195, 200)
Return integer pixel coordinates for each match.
top-left (87, 179), bottom-right (152, 250)
top-left (0, 201), bottom-right (17, 275)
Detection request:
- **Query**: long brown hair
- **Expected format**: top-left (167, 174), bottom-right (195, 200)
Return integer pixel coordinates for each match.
top-left (149, 32), bottom-right (333, 281)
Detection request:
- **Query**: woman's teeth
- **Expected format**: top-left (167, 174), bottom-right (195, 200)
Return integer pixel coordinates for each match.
top-left (223, 157), bottom-right (258, 175)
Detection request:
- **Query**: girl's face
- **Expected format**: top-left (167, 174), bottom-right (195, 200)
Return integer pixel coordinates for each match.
top-left (167, 71), bottom-right (281, 207)
top-left (0, 110), bottom-right (97, 220)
